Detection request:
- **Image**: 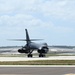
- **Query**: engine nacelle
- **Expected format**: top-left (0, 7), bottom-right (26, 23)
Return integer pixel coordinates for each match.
top-left (38, 47), bottom-right (48, 54)
top-left (18, 49), bottom-right (29, 53)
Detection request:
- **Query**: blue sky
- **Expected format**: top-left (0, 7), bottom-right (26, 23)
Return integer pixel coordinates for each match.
top-left (0, 0), bottom-right (75, 46)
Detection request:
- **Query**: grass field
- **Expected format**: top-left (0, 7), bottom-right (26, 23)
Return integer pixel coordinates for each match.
top-left (0, 60), bottom-right (75, 65)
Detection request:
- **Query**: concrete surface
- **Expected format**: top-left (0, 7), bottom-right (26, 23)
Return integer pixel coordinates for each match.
top-left (0, 67), bottom-right (75, 75)
top-left (0, 56), bottom-right (75, 61)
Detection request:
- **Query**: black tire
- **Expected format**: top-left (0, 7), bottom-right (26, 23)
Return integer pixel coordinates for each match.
top-left (27, 54), bottom-right (33, 57)
top-left (43, 54), bottom-right (45, 57)
top-left (39, 54), bottom-right (46, 57)
top-left (39, 54), bottom-right (42, 57)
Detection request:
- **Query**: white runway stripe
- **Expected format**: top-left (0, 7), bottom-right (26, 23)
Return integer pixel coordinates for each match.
top-left (0, 65), bottom-right (75, 67)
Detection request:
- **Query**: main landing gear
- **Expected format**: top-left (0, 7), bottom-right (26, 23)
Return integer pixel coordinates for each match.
top-left (27, 54), bottom-right (46, 57)
top-left (39, 54), bottom-right (45, 57)
top-left (27, 50), bottom-right (33, 57)
top-left (27, 54), bottom-right (33, 57)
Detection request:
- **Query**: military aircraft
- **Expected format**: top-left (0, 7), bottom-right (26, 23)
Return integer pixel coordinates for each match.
top-left (10, 29), bottom-right (49, 57)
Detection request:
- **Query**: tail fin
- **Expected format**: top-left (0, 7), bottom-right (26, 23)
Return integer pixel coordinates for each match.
top-left (8, 29), bottom-right (43, 42)
top-left (25, 29), bottom-right (31, 44)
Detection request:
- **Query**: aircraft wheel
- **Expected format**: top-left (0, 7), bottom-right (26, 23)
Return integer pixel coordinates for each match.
top-left (39, 54), bottom-right (42, 57)
top-left (43, 54), bottom-right (45, 57)
top-left (27, 54), bottom-right (33, 57)
top-left (39, 54), bottom-right (45, 57)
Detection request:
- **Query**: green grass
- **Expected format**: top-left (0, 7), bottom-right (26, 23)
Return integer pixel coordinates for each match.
top-left (0, 60), bottom-right (75, 65)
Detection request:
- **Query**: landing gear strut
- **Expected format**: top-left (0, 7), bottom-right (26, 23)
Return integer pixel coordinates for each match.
top-left (27, 49), bottom-right (33, 57)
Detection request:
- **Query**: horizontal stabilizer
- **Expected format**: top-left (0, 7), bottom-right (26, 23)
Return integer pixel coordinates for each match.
top-left (8, 39), bottom-right (43, 41)
top-left (30, 39), bottom-right (43, 41)
top-left (8, 39), bottom-right (27, 41)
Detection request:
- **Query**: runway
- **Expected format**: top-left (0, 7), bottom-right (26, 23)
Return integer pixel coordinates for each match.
top-left (0, 66), bottom-right (75, 75)
top-left (0, 56), bottom-right (75, 75)
top-left (0, 56), bottom-right (75, 61)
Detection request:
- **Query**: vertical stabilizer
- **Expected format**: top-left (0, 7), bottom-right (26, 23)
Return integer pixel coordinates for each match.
top-left (25, 29), bottom-right (31, 44)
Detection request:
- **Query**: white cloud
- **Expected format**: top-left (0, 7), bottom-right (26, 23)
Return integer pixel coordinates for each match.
top-left (0, 13), bottom-right (53, 29)
top-left (37, 0), bottom-right (75, 20)
top-left (0, 0), bottom-right (74, 34)
top-left (0, 0), bottom-right (36, 15)
top-left (0, 0), bottom-right (75, 20)
top-left (0, 14), bottom-right (73, 36)
top-left (52, 26), bottom-right (74, 33)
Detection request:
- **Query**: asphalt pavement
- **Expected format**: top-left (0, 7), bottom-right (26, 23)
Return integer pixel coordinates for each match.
top-left (0, 67), bottom-right (75, 75)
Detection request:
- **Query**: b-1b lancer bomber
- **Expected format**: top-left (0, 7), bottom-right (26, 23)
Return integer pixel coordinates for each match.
top-left (10, 29), bottom-right (49, 57)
